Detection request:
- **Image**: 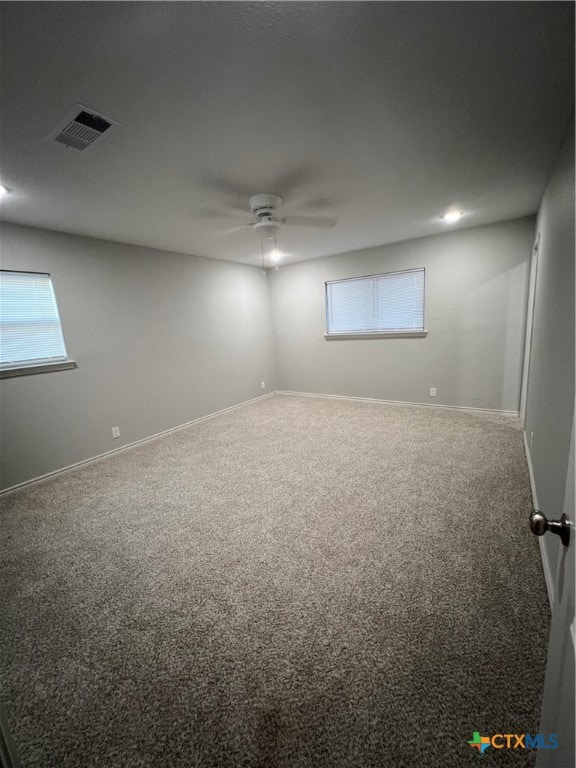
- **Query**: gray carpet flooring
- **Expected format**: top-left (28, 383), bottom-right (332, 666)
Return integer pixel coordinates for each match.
top-left (0, 394), bottom-right (550, 767)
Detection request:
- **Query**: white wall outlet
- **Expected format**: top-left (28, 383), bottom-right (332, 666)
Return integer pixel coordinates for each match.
top-left (261, 381), bottom-right (266, 389)
top-left (429, 387), bottom-right (437, 397)
top-left (112, 426), bottom-right (121, 439)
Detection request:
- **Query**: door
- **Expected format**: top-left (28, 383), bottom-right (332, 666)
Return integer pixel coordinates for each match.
top-left (535, 414), bottom-right (575, 767)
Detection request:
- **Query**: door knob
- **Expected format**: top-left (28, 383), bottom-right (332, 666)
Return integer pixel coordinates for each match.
top-left (529, 511), bottom-right (570, 547)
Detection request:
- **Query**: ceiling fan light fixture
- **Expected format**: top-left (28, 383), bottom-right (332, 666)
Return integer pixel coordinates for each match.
top-left (442, 210), bottom-right (463, 223)
top-left (254, 219), bottom-right (278, 240)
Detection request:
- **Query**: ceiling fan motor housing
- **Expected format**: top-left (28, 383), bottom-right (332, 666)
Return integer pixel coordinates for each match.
top-left (249, 193), bottom-right (282, 218)
top-left (249, 194), bottom-right (283, 239)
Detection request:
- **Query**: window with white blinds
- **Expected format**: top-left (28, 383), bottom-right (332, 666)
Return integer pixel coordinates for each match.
top-left (0, 270), bottom-right (69, 370)
top-left (325, 268), bottom-right (425, 335)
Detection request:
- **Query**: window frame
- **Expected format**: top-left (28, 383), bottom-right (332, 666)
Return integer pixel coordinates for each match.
top-left (324, 267), bottom-right (427, 339)
top-left (0, 269), bottom-right (77, 379)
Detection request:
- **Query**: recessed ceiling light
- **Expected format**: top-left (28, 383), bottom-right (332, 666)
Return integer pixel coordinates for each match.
top-left (442, 210), bottom-right (463, 223)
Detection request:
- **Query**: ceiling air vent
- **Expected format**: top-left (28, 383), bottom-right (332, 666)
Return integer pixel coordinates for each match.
top-left (48, 105), bottom-right (119, 151)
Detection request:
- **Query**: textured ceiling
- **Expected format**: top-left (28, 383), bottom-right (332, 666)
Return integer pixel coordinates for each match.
top-left (0, 1), bottom-right (574, 266)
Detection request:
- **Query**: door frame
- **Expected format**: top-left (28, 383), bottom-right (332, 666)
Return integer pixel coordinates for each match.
top-left (520, 232), bottom-right (540, 420)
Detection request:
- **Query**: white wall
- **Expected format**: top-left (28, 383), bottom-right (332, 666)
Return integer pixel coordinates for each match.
top-left (0, 213), bottom-right (541, 492)
top-left (270, 217), bottom-right (534, 412)
top-left (0, 224), bottom-right (277, 491)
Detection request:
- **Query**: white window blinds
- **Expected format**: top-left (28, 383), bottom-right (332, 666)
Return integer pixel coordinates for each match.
top-left (326, 268), bottom-right (425, 334)
top-left (0, 270), bottom-right (68, 370)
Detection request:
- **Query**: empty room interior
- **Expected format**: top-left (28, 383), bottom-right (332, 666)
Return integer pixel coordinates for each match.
top-left (0, 2), bottom-right (575, 767)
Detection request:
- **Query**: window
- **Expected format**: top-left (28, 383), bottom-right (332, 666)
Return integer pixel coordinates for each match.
top-left (0, 270), bottom-right (75, 377)
top-left (325, 268), bottom-right (426, 337)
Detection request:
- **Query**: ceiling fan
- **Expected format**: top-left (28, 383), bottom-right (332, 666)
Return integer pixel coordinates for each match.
top-left (209, 193), bottom-right (337, 240)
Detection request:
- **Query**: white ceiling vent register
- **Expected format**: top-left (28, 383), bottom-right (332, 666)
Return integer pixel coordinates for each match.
top-left (47, 105), bottom-right (118, 151)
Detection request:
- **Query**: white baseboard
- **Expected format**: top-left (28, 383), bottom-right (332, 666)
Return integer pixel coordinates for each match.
top-left (0, 391), bottom-right (278, 497)
top-left (276, 390), bottom-right (520, 417)
top-left (523, 430), bottom-right (554, 607)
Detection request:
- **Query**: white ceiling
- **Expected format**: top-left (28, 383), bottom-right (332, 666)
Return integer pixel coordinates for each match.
top-left (0, 2), bottom-right (574, 267)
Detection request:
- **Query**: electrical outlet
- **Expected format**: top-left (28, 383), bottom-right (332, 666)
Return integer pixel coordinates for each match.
top-left (429, 387), bottom-right (437, 397)
top-left (261, 381), bottom-right (266, 389)
top-left (112, 426), bottom-right (121, 439)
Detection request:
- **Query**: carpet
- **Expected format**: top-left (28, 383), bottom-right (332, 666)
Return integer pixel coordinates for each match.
top-left (0, 394), bottom-right (550, 767)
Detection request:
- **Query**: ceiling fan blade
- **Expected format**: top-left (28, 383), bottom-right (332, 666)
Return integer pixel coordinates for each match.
top-left (218, 223), bottom-right (253, 235)
top-left (301, 195), bottom-right (337, 212)
top-left (284, 215), bottom-right (338, 229)
top-left (201, 176), bottom-right (254, 200)
top-left (200, 205), bottom-right (250, 220)
top-left (268, 165), bottom-right (317, 200)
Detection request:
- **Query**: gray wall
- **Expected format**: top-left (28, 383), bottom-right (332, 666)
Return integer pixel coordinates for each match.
top-left (525, 114), bottom-right (575, 581)
top-left (0, 224), bottom-right (277, 491)
top-left (270, 218), bottom-right (535, 412)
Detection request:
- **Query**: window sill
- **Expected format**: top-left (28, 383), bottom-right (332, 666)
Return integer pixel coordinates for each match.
top-left (325, 331), bottom-right (428, 340)
top-left (0, 360), bottom-right (78, 379)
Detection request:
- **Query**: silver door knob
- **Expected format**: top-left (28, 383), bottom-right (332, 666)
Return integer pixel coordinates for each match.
top-left (529, 511), bottom-right (570, 547)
